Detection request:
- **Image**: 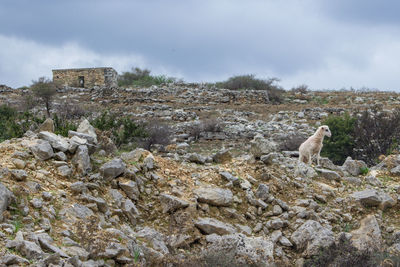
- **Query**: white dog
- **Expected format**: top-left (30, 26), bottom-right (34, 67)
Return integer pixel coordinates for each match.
top-left (299, 125), bottom-right (331, 165)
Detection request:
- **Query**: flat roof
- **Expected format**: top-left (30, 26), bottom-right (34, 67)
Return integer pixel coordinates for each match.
top-left (52, 67), bottom-right (115, 71)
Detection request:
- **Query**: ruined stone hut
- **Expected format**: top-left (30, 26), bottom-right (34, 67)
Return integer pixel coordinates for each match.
top-left (52, 67), bottom-right (118, 88)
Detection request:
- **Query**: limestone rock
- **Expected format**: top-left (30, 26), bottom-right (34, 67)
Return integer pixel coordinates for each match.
top-left (194, 186), bottom-right (233, 206)
top-left (213, 149), bottom-right (232, 163)
top-left (38, 131), bottom-right (70, 152)
top-left (351, 189), bottom-right (381, 207)
top-left (351, 215), bottom-right (381, 251)
top-left (39, 118), bottom-right (54, 133)
top-left (77, 119), bottom-right (98, 144)
top-left (195, 217), bottom-right (236, 235)
top-left (10, 169), bottom-right (27, 181)
top-left (186, 153), bottom-right (206, 164)
top-left (250, 133), bottom-right (278, 158)
top-left (29, 140), bottom-right (54, 160)
top-left (342, 157), bottom-right (367, 176)
top-left (58, 165), bottom-right (72, 178)
top-left (220, 171), bottom-right (240, 185)
top-left (315, 168), bottom-right (341, 181)
top-left (291, 220), bottom-right (335, 257)
top-left (159, 193), bottom-right (189, 213)
top-left (205, 233), bottom-right (274, 265)
top-left (119, 180), bottom-right (140, 201)
top-left (0, 182), bottom-right (14, 222)
top-left (72, 145), bottom-right (91, 176)
top-left (100, 158), bottom-right (126, 182)
top-left (255, 184), bottom-right (270, 200)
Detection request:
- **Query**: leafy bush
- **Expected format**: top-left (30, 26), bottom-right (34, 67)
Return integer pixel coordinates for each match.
top-left (91, 111), bottom-right (147, 147)
top-left (0, 105), bottom-right (44, 142)
top-left (216, 74), bottom-right (285, 103)
top-left (52, 113), bottom-right (78, 137)
top-left (321, 113), bottom-right (356, 165)
top-left (352, 107), bottom-right (400, 165)
top-left (118, 67), bottom-right (177, 87)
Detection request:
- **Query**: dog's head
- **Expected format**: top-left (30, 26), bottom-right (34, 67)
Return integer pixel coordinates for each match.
top-left (319, 125), bottom-right (331, 137)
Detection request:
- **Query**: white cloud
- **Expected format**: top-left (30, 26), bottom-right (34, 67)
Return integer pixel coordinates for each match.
top-left (0, 35), bottom-right (151, 87)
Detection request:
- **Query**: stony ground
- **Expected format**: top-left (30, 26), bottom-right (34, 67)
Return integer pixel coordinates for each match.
top-left (1, 85), bottom-right (400, 266)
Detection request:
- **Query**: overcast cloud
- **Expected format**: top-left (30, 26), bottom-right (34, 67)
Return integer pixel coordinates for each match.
top-left (1, 0), bottom-right (400, 90)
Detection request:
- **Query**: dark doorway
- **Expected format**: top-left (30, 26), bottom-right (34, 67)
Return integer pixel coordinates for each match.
top-left (78, 76), bottom-right (84, 88)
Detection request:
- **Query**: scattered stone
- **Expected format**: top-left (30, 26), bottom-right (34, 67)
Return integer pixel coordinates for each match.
top-left (291, 220), bottom-right (335, 257)
top-left (205, 233), bottom-right (274, 265)
top-left (315, 168), bottom-right (341, 181)
top-left (72, 145), bottom-right (91, 176)
top-left (351, 215), bottom-right (382, 251)
top-left (219, 171), bottom-right (240, 185)
top-left (351, 189), bottom-right (381, 207)
top-left (159, 194), bottom-right (189, 213)
top-left (342, 157), bottom-right (367, 176)
top-left (100, 158), bottom-right (126, 181)
top-left (195, 217), bottom-right (236, 235)
top-left (0, 183), bottom-right (14, 222)
top-left (58, 165), bottom-right (72, 178)
top-left (255, 184), bottom-right (270, 200)
top-left (10, 169), bottom-right (28, 181)
top-left (123, 199), bottom-right (140, 225)
top-left (250, 134), bottom-right (278, 158)
top-left (29, 140), bottom-right (54, 160)
top-left (186, 153), bottom-right (206, 164)
top-left (213, 149), bottom-right (232, 163)
top-left (194, 186), bottom-right (233, 206)
top-left (12, 158), bottom-right (26, 169)
top-left (39, 118), bottom-right (55, 133)
top-left (54, 151), bottom-right (68, 161)
top-left (119, 179), bottom-right (140, 201)
top-left (38, 131), bottom-right (70, 152)
top-left (77, 119), bottom-right (98, 144)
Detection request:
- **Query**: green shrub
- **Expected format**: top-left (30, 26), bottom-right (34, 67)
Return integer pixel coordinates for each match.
top-left (91, 111), bottom-right (147, 147)
top-left (321, 113), bottom-right (356, 165)
top-left (118, 67), bottom-right (177, 87)
top-left (53, 114), bottom-right (77, 137)
top-left (216, 74), bottom-right (285, 103)
top-left (0, 105), bottom-right (44, 142)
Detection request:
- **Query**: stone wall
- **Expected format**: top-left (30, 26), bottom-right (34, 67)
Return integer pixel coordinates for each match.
top-left (52, 67), bottom-right (117, 88)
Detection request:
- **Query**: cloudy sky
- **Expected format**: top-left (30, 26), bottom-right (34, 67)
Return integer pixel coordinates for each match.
top-left (1, 0), bottom-right (400, 90)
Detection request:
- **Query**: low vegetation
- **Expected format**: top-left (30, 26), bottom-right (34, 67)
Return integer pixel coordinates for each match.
top-left (322, 107), bottom-right (400, 165)
top-left (118, 67), bottom-right (178, 87)
top-left (0, 105), bottom-right (44, 142)
top-left (216, 74), bottom-right (285, 103)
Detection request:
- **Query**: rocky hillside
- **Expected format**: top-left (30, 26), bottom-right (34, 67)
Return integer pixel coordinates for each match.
top-left (1, 85), bottom-right (400, 266)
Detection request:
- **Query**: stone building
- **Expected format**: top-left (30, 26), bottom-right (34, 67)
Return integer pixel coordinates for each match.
top-left (52, 67), bottom-right (118, 88)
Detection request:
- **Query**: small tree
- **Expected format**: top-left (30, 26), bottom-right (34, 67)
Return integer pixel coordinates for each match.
top-left (31, 77), bottom-right (57, 117)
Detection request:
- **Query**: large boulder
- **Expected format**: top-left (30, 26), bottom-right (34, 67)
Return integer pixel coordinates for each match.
top-left (159, 194), bottom-right (189, 213)
top-left (249, 133), bottom-right (278, 158)
top-left (204, 233), bottom-right (274, 266)
top-left (194, 186), bottom-right (233, 207)
top-left (295, 162), bottom-right (318, 178)
top-left (29, 140), bottom-right (54, 160)
top-left (38, 131), bottom-right (70, 152)
top-left (38, 118), bottom-right (54, 133)
top-left (350, 189), bottom-right (395, 210)
top-left (351, 215), bottom-right (382, 251)
top-left (0, 183), bottom-right (14, 222)
top-left (72, 145), bottom-right (91, 176)
top-left (291, 220), bottom-right (335, 257)
top-left (77, 119), bottom-right (98, 144)
top-left (342, 157), bottom-right (367, 176)
top-left (100, 158), bottom-right (126, 182)
top-left (195, 217), bottom-right (236, 235)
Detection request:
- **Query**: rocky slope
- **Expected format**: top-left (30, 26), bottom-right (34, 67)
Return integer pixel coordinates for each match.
top-left (0, 85), bottom-right (400, 266)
